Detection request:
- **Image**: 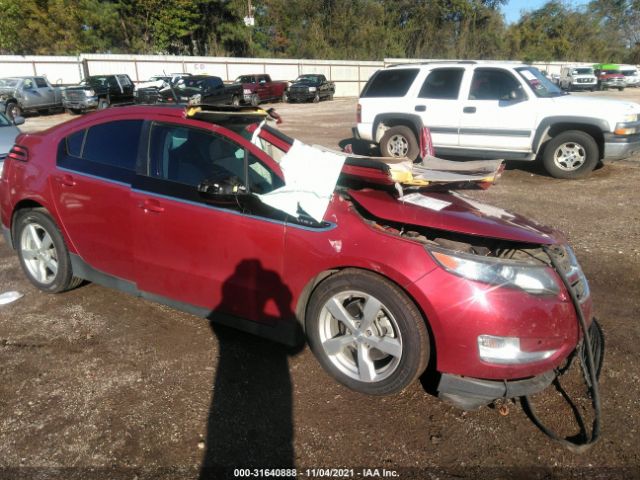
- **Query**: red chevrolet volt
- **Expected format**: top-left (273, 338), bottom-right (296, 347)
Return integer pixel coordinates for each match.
top-left (0, 105), bottom-right (599, 409)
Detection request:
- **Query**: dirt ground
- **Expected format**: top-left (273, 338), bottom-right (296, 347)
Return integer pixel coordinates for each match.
top-left (1, 90), bottom-right (640, 479)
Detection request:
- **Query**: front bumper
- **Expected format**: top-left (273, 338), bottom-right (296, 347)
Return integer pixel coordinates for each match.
top-left (288, 91), bottom-right (316, 101)
top-left (601, 80), bottom-right (626, 88)
top-left (438, 370), bottom-right (556, 410)
top-left (604, 132), bottom-right (640, 160)
top-left (62, 97), bottom-right (98, 110)
top-left (571, 82), bottom-right (597, 90)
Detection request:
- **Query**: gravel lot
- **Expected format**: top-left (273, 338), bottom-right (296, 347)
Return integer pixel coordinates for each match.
top-left (1, 90), bottom-right (639, 479)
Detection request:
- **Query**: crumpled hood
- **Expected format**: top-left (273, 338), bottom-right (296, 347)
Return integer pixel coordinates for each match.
top-left (348, 189), bottom-right (562, 245)
top-left (0, 87), bottom-right (17, 97)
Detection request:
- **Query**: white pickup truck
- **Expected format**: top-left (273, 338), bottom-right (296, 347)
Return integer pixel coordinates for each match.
top-left (355, 61), bottom-right (640, 178)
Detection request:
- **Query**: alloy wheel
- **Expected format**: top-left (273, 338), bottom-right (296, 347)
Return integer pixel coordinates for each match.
top-left (318, 290), bottom-right (403, 383)
top-left (387, 134), bottom-right (409, 157)
top-left (553, 142), bottom-right (586, 171)
top-left (20, 222), bottom-right (59, 285)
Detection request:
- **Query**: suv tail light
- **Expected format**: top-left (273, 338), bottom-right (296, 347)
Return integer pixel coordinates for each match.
top-left (357, 103), bottom-right (361, 123)
top-left (8, 145), bottom-right (28, 162)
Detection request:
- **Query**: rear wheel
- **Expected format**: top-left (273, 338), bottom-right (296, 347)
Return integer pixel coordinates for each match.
top-left (306, 270), bottom-right (429, 395)
top-left (542, 130), bottom-right (599, 179)
top-left (250, 94), bottom-right (259, 106)
top-left (379, 125), bottom-right (419, 160)
top-left (15, 210), bottom-right (82, 293)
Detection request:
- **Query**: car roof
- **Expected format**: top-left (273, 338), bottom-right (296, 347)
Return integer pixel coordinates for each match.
top-left (385, 60), bottom-right (525, 70)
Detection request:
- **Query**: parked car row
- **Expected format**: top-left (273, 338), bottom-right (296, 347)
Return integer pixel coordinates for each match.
top-left (553, 63), bottom-right (639, 92)
top-left (0, 71), bottom-right (337, 121)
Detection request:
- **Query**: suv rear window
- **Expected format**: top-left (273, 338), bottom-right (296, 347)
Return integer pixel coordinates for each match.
top-left (361, 69), bottom-right (419, 98)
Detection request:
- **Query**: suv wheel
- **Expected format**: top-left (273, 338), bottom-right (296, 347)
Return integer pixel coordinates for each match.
top-left (542, 130), bottom-right (599, 179)
top-left (15, 210), bottom-right (82, 293)
top-left (306, 270), bottom-right (429, 395)
top-left (380, 125), bottom-right (419, 160)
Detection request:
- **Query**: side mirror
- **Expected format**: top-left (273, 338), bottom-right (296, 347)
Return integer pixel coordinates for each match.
top-left (13, 116), bottom-right (25, 126)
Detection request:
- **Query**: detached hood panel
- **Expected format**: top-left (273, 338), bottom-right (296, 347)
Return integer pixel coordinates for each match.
top-left (348, 189), bottom-right (561, 245)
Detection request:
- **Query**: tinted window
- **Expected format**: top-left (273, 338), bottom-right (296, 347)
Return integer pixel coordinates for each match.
top-left (361, 69), bottom-right (419, 98)
top-left (148, 123), bottom-right (283, 194)
top-left (83, 120), bottom-right (143, 170)
top-left (35, 77), bottom-right (48, 88)
top-left (22, 79), bottom-right (34, 89)
top-left (117, 75), bottom-right (132, 86)
top-left (207, 77), bottom-right (223, 89)
top-left (418, 69), bottom-right (464, 99)
top-left (515, 67), bottom-right (563, 98)
top-left (469, 69), bottom-right (524, 101)
top-left (66, 129), bottom-right (86, 157)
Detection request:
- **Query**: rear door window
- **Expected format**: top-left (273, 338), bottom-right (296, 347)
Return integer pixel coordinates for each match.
top-left (361, 69), bottom-right (419, 97)
top-left (418, 68), bottom-right (464, 100)
top-left (83, 121), bottom-right (143, 170)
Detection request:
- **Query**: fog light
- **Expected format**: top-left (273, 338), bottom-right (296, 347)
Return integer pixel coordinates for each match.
top-left (478, 335), bottom-right (558, 365)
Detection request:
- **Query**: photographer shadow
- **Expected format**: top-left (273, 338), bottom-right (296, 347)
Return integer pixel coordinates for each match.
top-left (199, 259), bottom-right (304, 479)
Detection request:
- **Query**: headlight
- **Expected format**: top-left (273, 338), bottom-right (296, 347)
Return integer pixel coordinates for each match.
top-left (308, 87), bottom-right (317, 92)
top-left (243, 88), bottom-right (252, 94)
top-left (428, 246), bottom-right (560, 295)
top-left (88, 89), bottom-right (96, 97)
top-left (614, 120), bottom-right (640, 135)
top-left (188, 93), bottom-right (202, 105)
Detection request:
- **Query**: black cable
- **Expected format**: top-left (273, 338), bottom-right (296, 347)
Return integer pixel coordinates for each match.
top-left (522, 246), bottom-right (602, 453)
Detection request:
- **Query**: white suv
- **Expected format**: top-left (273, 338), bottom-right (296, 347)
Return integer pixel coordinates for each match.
top-left (355, 61), bottom-right (640, 178)
top-left (560, 65), bottom-right (597, 91)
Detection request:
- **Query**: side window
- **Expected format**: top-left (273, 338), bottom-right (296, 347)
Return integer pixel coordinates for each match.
top-left (107, 76), bottom-right (119, 89)
top-left (148, 122), bottom-right (283, 194)
top-left (469, 69), bottom-right (523, 101)
top-left (209, 77), bottom-right (223, 89)
top-left (66, 129), bottom-right (86, 157)
top-left (361, 69), bottom-right (419, 98)
top-left (418, 68), bottom-right (464, 100)
top-left (83, 120), bottom-right (143, 170)
top-left (23, 79), bottom-right (34, 90)
top-left (117, 75), bottom-right (132, 86)
top-left (35, 77), bottom-right (48, 88)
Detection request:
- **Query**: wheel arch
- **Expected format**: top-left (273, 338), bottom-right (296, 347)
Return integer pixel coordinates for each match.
top-left (533, 117), bottom-right (607, 159)
top-left (10, 199), bottom-right (57, 250)
top-left (373, 113), bottom-right (422, 144)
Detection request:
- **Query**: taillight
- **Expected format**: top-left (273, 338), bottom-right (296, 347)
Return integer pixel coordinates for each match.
top-left (357, 103), bottom-right (361, 123)
top-left (7, 144), bottom-right (28, 162)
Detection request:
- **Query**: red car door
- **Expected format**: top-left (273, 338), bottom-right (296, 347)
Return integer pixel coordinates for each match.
top-left (132, 119), bottom-right (289, 323)
top-left (51, 119), bottom-right (143, 281)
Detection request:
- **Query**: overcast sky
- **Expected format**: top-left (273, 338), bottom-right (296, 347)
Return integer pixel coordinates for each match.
top-left (501, 0), bottom-right (591, 24)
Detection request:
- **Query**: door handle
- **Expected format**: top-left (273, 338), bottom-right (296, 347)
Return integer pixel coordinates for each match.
top-left (463, 106), bottom-right (476, 114)
top-left (139, 198), bottom-right (165, 214)
top-left (56, 174), bottom-right (76, 187)
top-left (415, 105), bottom-right (426, 112)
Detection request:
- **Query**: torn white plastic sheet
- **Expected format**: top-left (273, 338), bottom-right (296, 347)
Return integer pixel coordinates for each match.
top-left (400, 193), bottom-right (451, 211)
top-left (0, 291), bottom-right (23, 305)
top-left (256, 140), bottom-right (346, 222)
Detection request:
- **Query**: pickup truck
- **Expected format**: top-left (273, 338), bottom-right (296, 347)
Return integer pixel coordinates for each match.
top-left (0, 76), bottom-right (63, 120)
top-left (157, 75), bottom-right (243, 106)
top-left (593, 64), bottom-right (626, 91)
top-left (287, 74), bottom-right (335, 103)
top-left (135, 73), bottom-right (192, 104)
top-left (233, 74), bottom-right (288, 106)
top-left (62, 74), bottom-right (135, 113)
top-left (355, 61), bottom-right (640, 179)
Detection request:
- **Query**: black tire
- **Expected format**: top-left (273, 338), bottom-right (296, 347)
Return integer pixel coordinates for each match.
top-left (5, 102), bottom-right (22, 121)
top-left (313, 93), bottom-right (320, 103)
top-left (306, 269), bottom-right (429, 396)
top-left (97, 98), bottom-right (109, 110)
top-left (15, 209), bottom-right (83, 293)
top-left (379, 125), bottom-right (419, 160)
top-left (231, 95), bottom-right (240, 107)
top-left (542, 130), bottom-right (599, 179)
top-left (328, 92), bottom-right (334, 101)
top-left (250, 94), bottom-right (259, 107)
top-left (618, 87), bottom-right (624, 91)
top-left (66, 108), bottom-right (82, 115)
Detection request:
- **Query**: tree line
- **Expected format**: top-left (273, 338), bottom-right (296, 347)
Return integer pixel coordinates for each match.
top-left (0, 0), bottom-right (638, 64)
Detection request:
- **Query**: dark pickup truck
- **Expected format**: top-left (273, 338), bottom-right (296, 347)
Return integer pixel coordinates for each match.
top-left (62, 74), bottom-right (135, 113)
top-left (157, 75), bottom-right (243, 106)
top-left (287, 74), bottom-right (335, 103)
top-left (233, 74), bottom-right (288, 105)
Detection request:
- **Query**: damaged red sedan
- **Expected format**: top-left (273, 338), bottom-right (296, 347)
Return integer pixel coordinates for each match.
top-left (0, 105), bottom-right (601, 410)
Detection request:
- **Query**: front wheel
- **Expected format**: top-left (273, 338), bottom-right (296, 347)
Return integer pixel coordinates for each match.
top-left (15, 210), bottom-right (83, 293)
top-left (281, 91), bottom-right (288, 103)
top-left (97, 98), bottom-right (109, 110)
top-left (5, 103), bottom-right (22, 121)
top-left (542, 130), bottom-right (599, 179)
top-left (312, 93), bottom-right (320, 103)
top-left (306, 270), bottom-right (429, 395)
top-left (231, 95), bottom-right (240, 107)
top-left (379, 125), bottom-right (419, 160)
top-left (250, 94), bottom-right (259, 106)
